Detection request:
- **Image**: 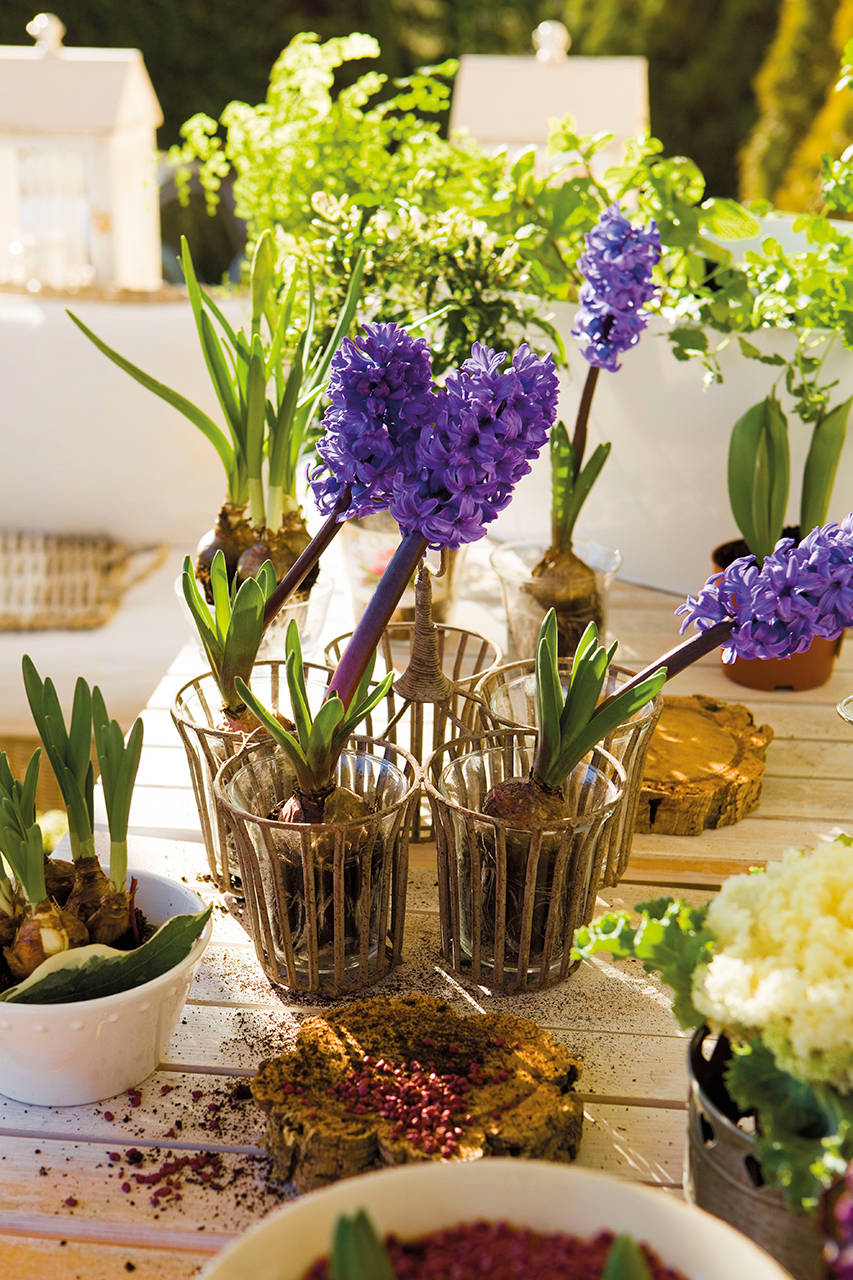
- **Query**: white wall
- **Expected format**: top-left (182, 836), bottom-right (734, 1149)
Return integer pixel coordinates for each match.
top-left (0, 291), bottom-right (248, 548)
top-left (492, 307), bottom-right (853, 595)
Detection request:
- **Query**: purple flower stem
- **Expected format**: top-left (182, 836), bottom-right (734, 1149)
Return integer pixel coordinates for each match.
top-left (324, 530), bottom-right (429, 708)
top-left (262, 487), bottom-right (352, 629)
top-left (597, 618), bottom-right (735, 713)
top-left (572, 364), bottom-right (600, 477)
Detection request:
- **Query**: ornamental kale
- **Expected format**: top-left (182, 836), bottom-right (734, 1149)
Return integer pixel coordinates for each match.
top-left (574, 835), bottom-right (853, 1215)
top-left (676, 518), bottom-right (853, 663)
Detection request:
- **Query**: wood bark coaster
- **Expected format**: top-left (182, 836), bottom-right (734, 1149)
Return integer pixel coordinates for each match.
top-left (252, 993), bottom-right (582, 1192)
top-left (635, 694), bottom-right (773, 836)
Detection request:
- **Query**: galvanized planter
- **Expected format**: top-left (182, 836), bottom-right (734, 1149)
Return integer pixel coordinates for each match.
top-left (685, 1027), bottom-right (824, 1280)
top-left (475, 657), bottom-right (662, 886)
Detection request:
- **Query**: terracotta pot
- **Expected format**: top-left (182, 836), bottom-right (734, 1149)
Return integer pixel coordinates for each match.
top-left (712, 535), bottom-right (842, 692)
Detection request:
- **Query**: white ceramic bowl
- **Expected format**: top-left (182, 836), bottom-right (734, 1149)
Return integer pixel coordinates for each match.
top-left (201, 1159), bottom-right (794, 1280)
top-left (0, 868), bottom-right (212, 1107)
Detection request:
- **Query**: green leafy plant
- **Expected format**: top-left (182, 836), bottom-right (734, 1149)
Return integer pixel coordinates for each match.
top-left (0, 663), bottom-right (208, 999)
top-left (727, 377), bottom-right (850, 560)
top-left (168, 33), bottom-right (586, 372)
top-left (548, 419), bottom-right (611, 557)
top-left (22, 657), bottom-right (95, 865)
top-left (331, 1210), bottom-right (395, 1280)
top-left (483, 612), bottom-right (666, 821)
top-left (92, 688), bottom-right (143, 894)
top-left (181, 549), bottom-right (276, 724)
top-left (234, 619), bottom-right (393, 822)
top-left (573, 832), bottom-right (853, 1214)
top-left (68, 231), bottom-right (364, 593)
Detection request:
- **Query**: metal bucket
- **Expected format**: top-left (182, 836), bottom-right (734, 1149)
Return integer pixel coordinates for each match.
top-left (685, 1027), bottom-right (824, 1280)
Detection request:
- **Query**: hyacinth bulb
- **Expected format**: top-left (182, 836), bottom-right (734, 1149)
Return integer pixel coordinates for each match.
top-left (482, 775), bottom-right (569, 825)
top-left (64, 857), bottom-right (132, 946)
top-left (0, 907), bottom-right (17, 950)
top-left (235, 516), bottom-right (316, 589)
top-left (43, 855), bottom-right (75, 905)
top-left (4, 902), bottom-right (89, 979)
top-left (273, 784), bottom-right (369, 826)
top-left (195, 503), bottom-right (256, 599)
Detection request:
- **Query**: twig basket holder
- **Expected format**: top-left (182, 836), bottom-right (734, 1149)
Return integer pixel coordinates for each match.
top-left (424, 729), bottom-right (625, 993)
top-left (171, 661), bottom-right (332, 893)
top-left (475, 659), bottom-right (662, 886)
top-left (214, 735), bottom-right (420, 996)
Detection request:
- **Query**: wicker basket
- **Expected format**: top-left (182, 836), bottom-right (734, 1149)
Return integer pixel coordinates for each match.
top-left (0, 531), bottom-right (165, 631)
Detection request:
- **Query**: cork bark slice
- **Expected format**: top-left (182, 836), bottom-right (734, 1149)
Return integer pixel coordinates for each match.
top-left (635, 694), bottom-right (774, 836)
top-left (252, 993), bottom-right (583, 1192)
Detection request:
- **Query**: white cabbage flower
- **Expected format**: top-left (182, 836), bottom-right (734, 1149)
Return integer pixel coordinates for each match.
top-left (692, 832), bottom-right (853, 1089)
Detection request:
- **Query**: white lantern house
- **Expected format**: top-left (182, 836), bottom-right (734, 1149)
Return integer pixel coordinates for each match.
top-left (0, 14), bottom-right (163, 291)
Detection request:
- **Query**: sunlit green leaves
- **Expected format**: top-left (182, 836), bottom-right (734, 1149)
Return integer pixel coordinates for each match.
top-left (22, 657), bottom-right (95, 863)
top-left (181, 551), bottom-right (275, 715)
top-left (235, 619), bottom-right (394, 799)
top-left (727, 396), bottom-right (790, 559)
top-left (532, 614), bottom-right (666, 792)
top-left (330, 1210), bottom-right (396, 1280)
top-left (572, 897), bottom-right (714, 1031)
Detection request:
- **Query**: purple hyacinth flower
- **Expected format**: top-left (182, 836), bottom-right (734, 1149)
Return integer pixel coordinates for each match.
top-left (390, 343), bottom-right (559, 550)
top-left (676, 521), bottom-right (853, 662)
top-left (309, 322), bottom-right (439, 520)
top-left (572, 203), bottom-right (662, 372)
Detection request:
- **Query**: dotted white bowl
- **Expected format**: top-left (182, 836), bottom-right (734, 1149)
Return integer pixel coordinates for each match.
top-left (0, 868), bottom-right (211, 1106)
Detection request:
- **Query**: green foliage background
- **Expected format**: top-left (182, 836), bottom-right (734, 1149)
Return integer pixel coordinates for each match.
top-left (0, 0), bottom-right (774, 200)
top-left (562, 0), bottom-right (780, 199)
top-left (1, 0), bottom-right (849, 207)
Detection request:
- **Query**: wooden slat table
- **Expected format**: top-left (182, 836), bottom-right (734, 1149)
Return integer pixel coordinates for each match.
top-left (2, 567), bottom-right (851, 1279)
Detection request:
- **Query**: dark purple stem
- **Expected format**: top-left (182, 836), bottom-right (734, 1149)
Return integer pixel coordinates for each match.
top-left (262, 487), bottom-right (352, 629)
top-left (597, 618), bottom-right (736, 712)
top-left (325, 530), bottom-right (428, 708)
top-left (572, 364), bottom-right (600, 479)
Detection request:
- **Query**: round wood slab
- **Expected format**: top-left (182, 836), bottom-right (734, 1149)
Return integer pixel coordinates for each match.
top-left (636, 694), bottom-right (774, 836)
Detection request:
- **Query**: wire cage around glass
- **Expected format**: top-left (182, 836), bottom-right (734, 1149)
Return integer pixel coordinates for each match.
top-left (214, 735), bottom-right (420, 995)
top-left (170, 660), bottom-right (333, 893)
top-left (424, 728), bottom-right (626, 994)
top-left (474, 658), bottom-right (662, 886)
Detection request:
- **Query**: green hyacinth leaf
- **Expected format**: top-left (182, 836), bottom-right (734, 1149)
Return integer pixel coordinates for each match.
top-left (232, 677), bottom-right (307, 767)
top-left (600, 1234), bottom-right (655, 1280)
top-left (330, 1210), bottom-right (396, 1280)
top-left (801, 397), bottom-right (850, 534)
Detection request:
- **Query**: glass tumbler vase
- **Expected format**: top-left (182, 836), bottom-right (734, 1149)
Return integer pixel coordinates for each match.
top-left (475, 658), bottom-right (662, 886)
top-left (214, 736), bottom-right (420, 996)
top-left (424, 730), bottom-right (625, 994)
top-left (171, 661), bottom-right (332, 893)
